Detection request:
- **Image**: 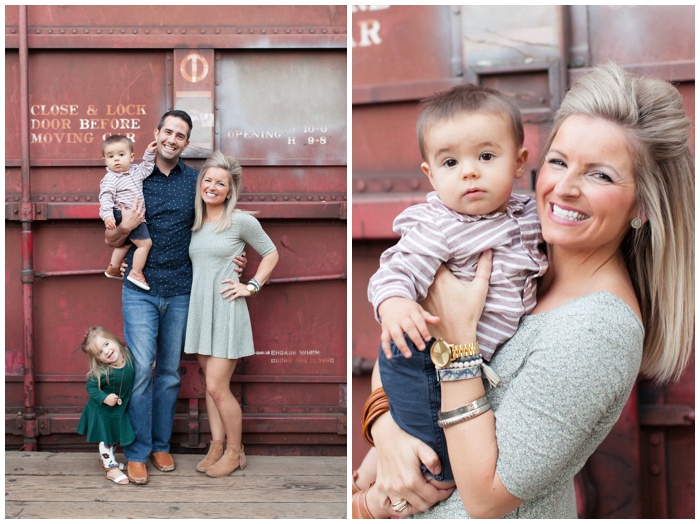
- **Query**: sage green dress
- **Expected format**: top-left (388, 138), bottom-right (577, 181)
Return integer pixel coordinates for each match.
top-left (409, 292), bottom-right (644, 519)
top-left (77, 361), bottom-right (135, 446)
top-left (184, 211), bottom-right (277, 359)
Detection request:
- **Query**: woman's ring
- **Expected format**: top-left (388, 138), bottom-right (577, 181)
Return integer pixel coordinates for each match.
top-left (391, 498), bottom-right (408, 512)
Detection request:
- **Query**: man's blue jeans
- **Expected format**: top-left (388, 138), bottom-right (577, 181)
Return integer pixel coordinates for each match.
top-left (122, 286), bottom-right (190, 463)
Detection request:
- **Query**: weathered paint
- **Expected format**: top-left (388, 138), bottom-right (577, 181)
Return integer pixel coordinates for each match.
top-left (5, 5), bottom-right (347, 456)
top-left (352, 5), bottom-right (694, 518)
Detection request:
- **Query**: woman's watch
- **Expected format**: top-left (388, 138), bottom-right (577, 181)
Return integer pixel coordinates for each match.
top-left (430, 338), bottom-right (480, 368)
top-left (246, 278), bottom-right (261, 296)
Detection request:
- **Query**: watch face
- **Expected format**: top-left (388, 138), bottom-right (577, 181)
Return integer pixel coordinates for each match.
top-left (246, 284), bottom-right (256, 294)
top-left (430, 339), bottom-right (451, 368)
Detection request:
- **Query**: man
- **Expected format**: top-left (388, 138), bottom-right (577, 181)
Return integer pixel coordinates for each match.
top-left (106, 110), bottom-right (245, 484)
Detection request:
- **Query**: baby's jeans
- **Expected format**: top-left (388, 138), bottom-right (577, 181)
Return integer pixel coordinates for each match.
top-left (378, 335), bottom-right (453, 483)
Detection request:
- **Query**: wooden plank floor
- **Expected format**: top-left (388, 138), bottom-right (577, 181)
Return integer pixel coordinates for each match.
top-left (5, 451), bottom-right (347, 519)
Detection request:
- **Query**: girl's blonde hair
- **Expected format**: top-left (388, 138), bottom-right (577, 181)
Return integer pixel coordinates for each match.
top-left (81, 326), bottom-right (132, 389)
top-left (192, 151), bottom-right (252, 233)
top-left (539, 62), bottom-right (694, 383)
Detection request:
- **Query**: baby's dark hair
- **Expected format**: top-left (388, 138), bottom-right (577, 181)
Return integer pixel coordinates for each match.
top-left (416, 84), bottom-right (524, 161)
top-left (101, 134), bottom-right (134, 155)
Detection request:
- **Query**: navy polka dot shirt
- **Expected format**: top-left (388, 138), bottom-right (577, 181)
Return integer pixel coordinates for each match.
top-left (124, 159), bottom-right (199, 296)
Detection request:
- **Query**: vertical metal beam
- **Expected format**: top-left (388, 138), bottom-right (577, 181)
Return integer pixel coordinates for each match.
top-left (19, 5), bottom-right (37, 451)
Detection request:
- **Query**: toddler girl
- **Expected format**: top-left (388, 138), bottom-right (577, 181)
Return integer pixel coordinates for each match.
top-left (77, 326), bottom-right (136, 485)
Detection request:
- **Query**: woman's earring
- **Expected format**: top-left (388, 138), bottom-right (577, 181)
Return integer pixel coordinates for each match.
top-left (631, 217), bottom-right (643, 229)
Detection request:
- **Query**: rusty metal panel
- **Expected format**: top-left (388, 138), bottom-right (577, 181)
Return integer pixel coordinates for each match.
top-left (5, 5), bottom-right (347, 49)
top-left (218, 50), bottom-right (347, 165)
top-left (5, 5), bottom-right (347, 455)
top-left (19, 51), bottom-right (167, 165)
top-left (352, 5), bottom-right (461, 103)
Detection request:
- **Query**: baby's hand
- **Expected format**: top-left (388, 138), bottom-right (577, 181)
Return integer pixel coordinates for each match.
top-left (146, 140), bottom-right (157, 153)
top-left (377, 297), bottom-right (439, 359)
top-left (104, 217), bottom-right (116, 230)
top-left (103, 393), bottom-right (119, 407)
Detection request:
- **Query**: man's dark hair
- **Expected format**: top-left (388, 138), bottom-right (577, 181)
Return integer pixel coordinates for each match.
top-left (157, 109), bottom-right (193, 140)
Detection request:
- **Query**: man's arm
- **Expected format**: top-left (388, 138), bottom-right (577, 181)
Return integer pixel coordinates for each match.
top-left (105, 197), bottom-right (145, 248)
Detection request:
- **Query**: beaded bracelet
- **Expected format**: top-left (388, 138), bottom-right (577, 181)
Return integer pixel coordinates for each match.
top-left (445, 357), bottom-right (483, 370)
top-left (437, 364), bottom-right (482, 382)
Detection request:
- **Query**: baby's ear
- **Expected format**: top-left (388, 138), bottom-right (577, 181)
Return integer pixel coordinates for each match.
top-left (514, 147), bottom-right (529, 179)
top-left (421, 162), bottom-right (437, 189)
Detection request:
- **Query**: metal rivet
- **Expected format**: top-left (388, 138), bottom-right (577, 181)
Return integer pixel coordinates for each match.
top-left (74, 196), bottom-right (79, 201)
top-left (36, 29), bottom-right (41, 34)
top-left (284, 196), bottom-right (289, 201)
top-left (334, 28), bottom-right (339, 34)
top-left (247, 196), bottom-right (253, 201)
top-left (271, 196), bottom-right (277, 201)
top-left (133, 29), bottom-right (138, 34)
top-left (249, 29), bottom-right (254, 34)
top-left (261, 29), bottom-right (266, 34)
top-left (331, 195), bottom-right (336, 200)
top-left (167, 29), bottom-right (172, 34)
top-left (285, 29), bottom-right (291, 34)
top-left (181, 29), bottom-right (186, 34)
top-left (260, 196), bottom-right (265, 201)
top-left (215, 29), bottom-right (220, 34)
top-left (38, 196), bottom-right (44, 201)
top-left (121, 29), bottom-right (126, 34)
top-left (108, 29), bottom-right (113, 34)
top-left (322, 29), bottom-right (327, 34)
top-left (96, 29), bottom-right (101, 34)
top-left (356, 180), bottom-right (367, 192)
top-left (201, 29), bottom-right (206, 34)
top-left (86, 197), bottom-right (91, 201)
top-left (307, 196), bottom-right (313, 201)
top-left (295, 196), bottom-right (301, 201)
top-left (237, 29), bottom-right (242, 34)
top-left (274, 29), bottom-right (278, 34)
top-left (297, 29), bottom-right (303, 34)
top-left (84, 29), bottom-right (89, 34)
top-left (145, 29), bottom-right (149, 34)
top-left (47, 29), bottom-right (53, 34)
top-left (51, 197), bottom-right (55, 201)
top-left (310, 29), bottom-right (315, 34)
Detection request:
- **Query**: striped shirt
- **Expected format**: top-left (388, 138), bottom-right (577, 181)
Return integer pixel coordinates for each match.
top-left (368, 191), bottom-right (548, 360)
top-left (98, 149), bottom-right (156, 222)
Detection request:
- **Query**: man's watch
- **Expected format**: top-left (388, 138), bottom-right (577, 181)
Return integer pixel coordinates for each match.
top-left (430, 338), bottom-right (480, 369)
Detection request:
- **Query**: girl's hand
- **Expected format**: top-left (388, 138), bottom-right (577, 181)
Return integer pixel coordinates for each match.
top-left (220, 280), bottom-right (251, 301)
top-left (370, 410), bottom-right (455, 515)
top-left (104, 217), bottom-right (116, 230)
top-left (146, 140), bottom-right (158, 153)
top-left (103, 394), bottom-right (119, 407)
top-left (420, 250), bottom-right (492, 342)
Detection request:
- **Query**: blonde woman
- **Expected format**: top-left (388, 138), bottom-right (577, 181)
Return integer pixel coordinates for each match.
top-left (184, 151), bottom-right (279, 477)
top-left (356, 63), bottom-right (694, 518)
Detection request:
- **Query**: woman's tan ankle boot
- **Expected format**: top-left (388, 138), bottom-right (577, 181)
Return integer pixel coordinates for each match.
top-left (196, 440), bottom-right (224, 473)
top-left (206, 445), bottom-right (246, 478)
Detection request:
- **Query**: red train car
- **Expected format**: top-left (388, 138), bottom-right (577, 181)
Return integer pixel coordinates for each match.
top-left (352, 5), bottom-right (694, 518)
top-left (6, 5), bottom-right (347, 456)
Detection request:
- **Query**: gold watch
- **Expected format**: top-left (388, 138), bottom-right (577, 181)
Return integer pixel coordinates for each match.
top-left (246, 283), bottom-right (257, 296)
top-left (430, 338), bottom-right (480, 369)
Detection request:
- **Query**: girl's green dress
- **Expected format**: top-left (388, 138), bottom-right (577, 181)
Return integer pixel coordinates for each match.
top-left (77, 361), bottom-right (135, 446)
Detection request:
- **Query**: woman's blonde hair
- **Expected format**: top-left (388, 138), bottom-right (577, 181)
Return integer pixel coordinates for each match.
top-left (539, 62), bottom-right (694, 383)
top-left (81, 326), bottom-right (132, 389)
top-left (192, 151), bottom-right (252, 232)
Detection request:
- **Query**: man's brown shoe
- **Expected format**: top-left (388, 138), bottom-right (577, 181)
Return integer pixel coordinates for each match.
top-left (126, 461), bottom-right (148, 484)
top-left (150, 451), bottom-right (176, 472)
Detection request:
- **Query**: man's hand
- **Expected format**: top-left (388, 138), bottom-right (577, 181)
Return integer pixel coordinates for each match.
top-left (232, 251), bottom-right (247, 276)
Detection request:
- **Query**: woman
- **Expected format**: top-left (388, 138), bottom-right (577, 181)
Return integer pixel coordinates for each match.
top-left (354, 63), bottom-right (694, 518)
top-left (184, 151), bottom-right (279, 477)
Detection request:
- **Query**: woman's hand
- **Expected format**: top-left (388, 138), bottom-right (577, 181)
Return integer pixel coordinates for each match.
top-left (370, 411), bottom-right (455, 516)
top-left (220, 280), bottom-right (252, 301)
top-left (421, 250), bottom-right (492, 342)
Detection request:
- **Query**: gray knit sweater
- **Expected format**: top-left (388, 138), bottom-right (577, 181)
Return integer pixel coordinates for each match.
top-left (409, 292), bottom-right (644, 519)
